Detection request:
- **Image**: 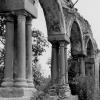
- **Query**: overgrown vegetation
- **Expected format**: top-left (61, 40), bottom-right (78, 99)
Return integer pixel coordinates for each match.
top-left (68, 57), bottom-right (95, 100)
top-left (32, 29), bottom-right (50, 89)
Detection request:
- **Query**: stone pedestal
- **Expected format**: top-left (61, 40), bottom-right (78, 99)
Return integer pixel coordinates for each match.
top-left (0, 87), bottom-right (37, 100)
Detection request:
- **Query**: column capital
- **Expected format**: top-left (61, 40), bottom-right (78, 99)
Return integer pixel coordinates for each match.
top-left (15, 10), bottom-right (28, 16)
top-left (6, 15), bottom-right (14, 22)
top-left (17, 14), bottom-right (26, 22)
top-left (59, 41), bottom-right (65, 47)
top-left (51, 42), bottom-right (59, 48)
top-left (26, 16), bottom-right (33, 25)
top-left (59, 41), bottom-right (68, 46)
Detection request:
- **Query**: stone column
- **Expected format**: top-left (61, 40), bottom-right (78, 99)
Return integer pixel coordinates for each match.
top-left (26, 16), bottom-right (34, 87)
top-left (59, 41), bottom-right (66, 85)
top-left (64, 43), bottom-right (68, 84)
top-left (14, 14), bottom-right (27, 87)
top-left (94, 59), bottom-right (99, 100)
top-left (51, 42), bottom-right (58, 84)
top-left (80, 57), bottom-right (85, 76)
top-left (48, 42), bottom-right (58, 96)
top-left (1, 15), bottom-right (14, 87)
top-left (58, 41), bottom-right (71, 98)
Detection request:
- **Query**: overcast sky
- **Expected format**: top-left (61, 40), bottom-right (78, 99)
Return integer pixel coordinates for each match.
top-left (32, 0), bottom-right (100, 77)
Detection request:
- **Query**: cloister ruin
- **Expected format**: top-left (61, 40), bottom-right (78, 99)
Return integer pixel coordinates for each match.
top-left (0, 0), bottom-right (99, 100)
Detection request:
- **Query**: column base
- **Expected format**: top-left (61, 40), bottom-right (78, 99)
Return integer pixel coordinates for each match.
top-left (0, 87), bottom-right (37, 100)
top-left (47, 84), bottom-right (58, 96)
top-left (14, 78), bottom-right (28, 87)
top-left (27, 80), bottom-right (34, 88)
top-left (1, 78), bottom-right (13, 87)
top-left (58, 84), bottom-right (71, 99)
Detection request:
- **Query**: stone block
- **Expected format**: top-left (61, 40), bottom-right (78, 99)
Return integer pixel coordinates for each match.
top-left (85, 57), bottom-right (95, 64)
top-left (0, 87), bottom-right (37, 100)
top-left (48, 32), bottom-right (70, 43)
top-left (0, 0), bottom-right (37, 18)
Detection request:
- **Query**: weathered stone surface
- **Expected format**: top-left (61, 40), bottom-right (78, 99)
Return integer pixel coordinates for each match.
top-left (1, 15), bottom-right (14, 87)
top-left (37, 94), bottom-right (78, 100)
top-left (39, 0), bottom-right (69, 42)
top-left (0, 0), bottom-right (99, 100)
top-left (0, 87), bottom-right (37, 99)
top-left (0, 0), bottom-right (37, 18)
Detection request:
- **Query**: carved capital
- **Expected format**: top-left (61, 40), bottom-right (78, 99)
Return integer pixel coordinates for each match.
top-left (26, 16), bottom-right (32, 25)
top-left (6, 15), bottom-right (14, 22)
top-left (59, 41), bottom-right (65, 47)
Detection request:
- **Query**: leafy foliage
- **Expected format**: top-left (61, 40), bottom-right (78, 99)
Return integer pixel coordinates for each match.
top-left (32, 29), bottom-right (49, 88)
top-left (74, 75), bottom-right (95, 100)
top-left (32, 29), bottom-right (49, 63)
top-left (0, 16), bottom-right (6, 36)
top-left (0, 16), bottom-right (6, 85)
top-left (32, 29), bottom-right (49, 56)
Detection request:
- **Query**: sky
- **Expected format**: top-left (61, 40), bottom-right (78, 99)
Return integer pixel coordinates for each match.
top-left (32, 0), bottom-right (100, 77)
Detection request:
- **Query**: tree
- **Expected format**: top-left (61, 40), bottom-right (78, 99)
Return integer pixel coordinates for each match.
top-left (32, 29), bottom-right (49, 88)
top-left (32, 29), bottom-right (49, 63)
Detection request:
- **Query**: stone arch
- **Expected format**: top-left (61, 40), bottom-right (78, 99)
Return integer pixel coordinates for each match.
top-left (70, 20), bottom-right (83, 57)
top-left (85, 36), bottom-right (96, 56)
top-left (86, 39), bottom-right (95, 56)
top-left (85, 37), bottom-right (96, 77)
top-left (85, 37), bottom-right (99, 99)
top-left (67, 19), bottom-right (85, 95)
